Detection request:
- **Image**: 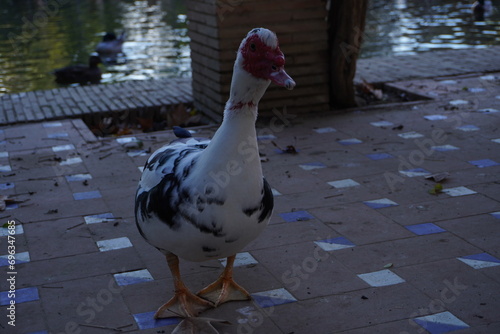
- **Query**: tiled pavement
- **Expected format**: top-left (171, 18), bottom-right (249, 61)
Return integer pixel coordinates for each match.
top-left (0, 72), bottom-right (500, 333)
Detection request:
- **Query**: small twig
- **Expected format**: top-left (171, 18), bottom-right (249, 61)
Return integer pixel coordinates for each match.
top-left (78, 323), bottom-right (123, 332)
top-left (99, 153), bottom-right (112, 160)
top-left (5, 136), bottom-right (25, 140)
top-left (41, 285), bottom-right (64, 289)
top-left (67, 222), bottom-right (84, 231)
top-left (42, 137), bottom-right (69, 141)
top-left (324, 194), bottom-right (344, 199)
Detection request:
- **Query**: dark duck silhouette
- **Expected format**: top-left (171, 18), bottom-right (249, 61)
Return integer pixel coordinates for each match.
top-left (135, 28), bottom-right (295, 319)
top-left (96, 32), bottom-right (126, 64)
top-left (472, 0), bottom-right (493, 21)
top-left (53, 54), bottom-right (102, 85)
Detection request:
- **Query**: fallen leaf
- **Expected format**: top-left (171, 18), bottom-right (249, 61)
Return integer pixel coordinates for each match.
top-left (428, 183), bottom-right (443, 195)
top-left (172, 317), bottom-right (231, 334)
top-left (384, 263), bottom-right (393, 269)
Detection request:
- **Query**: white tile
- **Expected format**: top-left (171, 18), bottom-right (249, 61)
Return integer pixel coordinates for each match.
top-left (299, 163), bottom-right (326, 171)
top-left (449, 99), bottom-right (468, 106)
top-left (477, 108), bottom-right (499, 113)
top-left (327, 179), bottom-right (360, 189)
top-left (219, 252), bottom-right (258, 267)
top-left (0, 152), bottom-right (9, 158)
top-left (370, 121), bottom-right (394, 127)
top-left (456, 125), bottom-right (479, 132)
top-left (399, 169), bottom-right (431, 177)
top-left (84, 213), bottom-right (115, 224)
top-left (414, 311), bottom-right (469, 330)
top-left (0, 165), bottom-right (12, 172)
top-left (96, 237), bottom-right (132, 252)
top-left (424, 115), bottom-right (448, 121)
top-left (114, 269), bottom-right (154, 286)
top-left (43, 121), bottom-right (63, 127)
top-left (442, 186), bottom-right (476, 197)
top-left (492, 138), bottom-right (500, 144)
top-left (271, 188), bottom-right (282, 196)
top-left (60, 157), bottom-right (83, 166)
top-left (398, 131), bottom-right (424, 139)
top-left (116, 137), bottom-right (138, 144)
top-left (52, 144), bottom-right (76, 152)
top-left (357, 269), bottom-right (405, 287)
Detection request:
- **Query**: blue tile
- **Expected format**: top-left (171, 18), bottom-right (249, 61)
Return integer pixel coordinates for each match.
top-left (251, 288), bottom-right (297, 308)
top-left (460, 253), bottom-right (500, 263)
top-left (366, 153), bottom-right (393, 160)
top-left (413, 311), bottom-right (469, 334)
top-left (27, 331), bottom-right (49, 334)
top-left (405, 223), bottom-right (446, 235)
top-left (468, 159), bottom-right (500, 168)
top-left (279, 210), bottom-right (315, 222)
top-left (363, 198), bottom-right (398, 209)
top-left (0, 251), bottom-right (30, 266)
top-left (73, 190), bottom-right (102, 200)
top-left (1, 287), bottom-right (39, 305)
top-left (6, 203), bottom-right (19, 210)
top-left (490, 212), bottom-right (500, 219)
top-left (133, 311), bottom-right (180, 330)
top-left (0, 182), bottom-right (15, 190)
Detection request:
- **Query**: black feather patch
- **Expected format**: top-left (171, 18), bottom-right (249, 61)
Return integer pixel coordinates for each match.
top-left (258, 178), bottom-right (274, 223)
top-left (173, 126), bottom-right (193, 138)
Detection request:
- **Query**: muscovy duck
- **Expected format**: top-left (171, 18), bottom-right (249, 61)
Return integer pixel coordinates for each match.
top-left (135, 27), bottom-right (295, 319)
top-left (53, 54), bottom-right (102, 85)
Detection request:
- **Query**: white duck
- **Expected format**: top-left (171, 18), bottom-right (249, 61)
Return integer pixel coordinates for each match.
top-left (135, 28), bottom-right (295, 319)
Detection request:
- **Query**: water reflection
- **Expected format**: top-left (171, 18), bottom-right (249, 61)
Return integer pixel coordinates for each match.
top-left (363, 0), bottom-right (500, 57)
top-left (0, 0), bottom-right (499, 94)
top-left (0, 0), bottom-right (189, 94)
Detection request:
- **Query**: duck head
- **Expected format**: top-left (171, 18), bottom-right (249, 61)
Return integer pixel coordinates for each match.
top-left (237, 28), bottom-right (296, 90)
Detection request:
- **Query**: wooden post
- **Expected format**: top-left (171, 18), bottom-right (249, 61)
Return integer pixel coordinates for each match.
top-left (328, 0), bottom-right (368, 109)
top-left (186, 0), bottom-right (330, 121)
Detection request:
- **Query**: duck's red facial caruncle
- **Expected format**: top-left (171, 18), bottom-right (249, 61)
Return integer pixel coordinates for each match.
top-left (241, 33), bottom-right (296, 90)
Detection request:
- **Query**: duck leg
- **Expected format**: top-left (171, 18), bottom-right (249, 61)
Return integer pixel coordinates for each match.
top-left (155, 253), bottom-right (214, 319)
top-left (197, 255), bottom-right (251, 306)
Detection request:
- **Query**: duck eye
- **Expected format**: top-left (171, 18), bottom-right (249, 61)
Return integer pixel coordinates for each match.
top-left (250, 43), bottom-right (256, 51)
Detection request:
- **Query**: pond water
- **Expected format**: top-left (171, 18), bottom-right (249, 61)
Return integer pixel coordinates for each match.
top-left (0, 0), bottom-right (499, 95)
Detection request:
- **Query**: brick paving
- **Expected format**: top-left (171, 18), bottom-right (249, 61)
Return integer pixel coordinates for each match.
top-left (1, 71), bottom-right (500, 333)
top-left (0, 78), bottom-right (191, 125)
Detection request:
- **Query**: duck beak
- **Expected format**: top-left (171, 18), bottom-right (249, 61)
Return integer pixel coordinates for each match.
top-left (269, 67), bottom-right (296, 90)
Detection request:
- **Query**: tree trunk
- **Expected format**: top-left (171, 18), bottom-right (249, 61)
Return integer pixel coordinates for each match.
top-left (328, 0), bottom-right (368, 109)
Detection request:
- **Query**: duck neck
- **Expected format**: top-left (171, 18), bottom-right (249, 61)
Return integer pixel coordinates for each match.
top-left (224, 64), bottom-right (271, 121)
top-left (200, 66), bottom-right (269, 174)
